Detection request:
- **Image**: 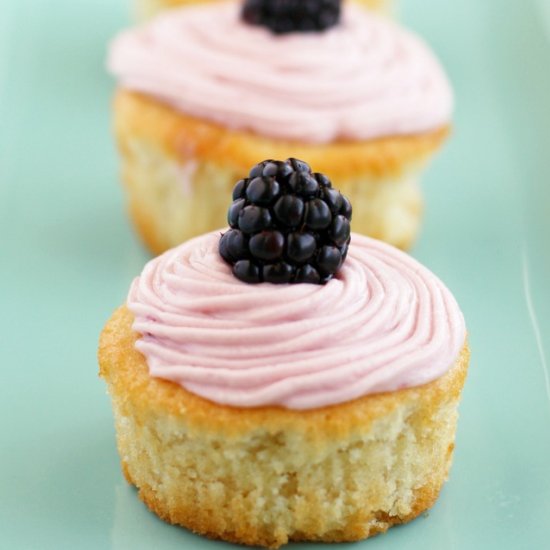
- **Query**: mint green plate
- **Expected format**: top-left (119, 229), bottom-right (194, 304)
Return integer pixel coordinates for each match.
top-left (2, 0), bottom-right (549, 548)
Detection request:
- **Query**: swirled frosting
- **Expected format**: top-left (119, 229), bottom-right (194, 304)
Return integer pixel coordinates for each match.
top-left (127, 232), bottom-right (466, 409)
top-left (108, 1), bottom-right (453, 143)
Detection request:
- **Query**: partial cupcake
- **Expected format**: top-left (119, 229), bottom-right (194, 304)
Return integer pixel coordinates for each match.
top-left (135, 0), bottom-right (395, 22)
top-left (99, 159), bottom-right (469, 548)
top-left (108, 0), bottom-right (452, 254)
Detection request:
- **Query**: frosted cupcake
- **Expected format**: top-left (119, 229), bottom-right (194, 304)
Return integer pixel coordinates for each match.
top-left (99, 159), bottom-right (469, 548)
top-left (135, 0), bottom-right (395, 21)
top-left (108, 0), bottom-right (452, 254)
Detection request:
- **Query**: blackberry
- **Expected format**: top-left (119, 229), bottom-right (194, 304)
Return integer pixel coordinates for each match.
top-left (219, 158), bottom-right (352, 284)
top-left (241, 0), bottom-right (342, 35)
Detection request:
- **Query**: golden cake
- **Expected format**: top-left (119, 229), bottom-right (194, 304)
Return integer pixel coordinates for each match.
top-left (135, 0), bottom-right (395, 21)
top-left (108, 0), bottom-right (453, 254)
top-left (99, 161), bottom-right (468, 547)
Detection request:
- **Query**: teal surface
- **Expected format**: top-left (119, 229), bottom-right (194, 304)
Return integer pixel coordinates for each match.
top-left (1, 0), bottom-right (550, 548)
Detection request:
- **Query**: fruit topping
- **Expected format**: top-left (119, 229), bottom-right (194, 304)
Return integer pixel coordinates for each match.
top-left (241, 0), bottom-right (342, 35)
top-left (220, 158), bottom-right (352, 284)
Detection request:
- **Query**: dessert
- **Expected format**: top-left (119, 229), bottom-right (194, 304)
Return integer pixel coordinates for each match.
top-left (99, 159), bottom-right (469, 548)
top-left (135, 0), bottom-right (395, 22)
top-left (108, 0), bottom-right (453, 254)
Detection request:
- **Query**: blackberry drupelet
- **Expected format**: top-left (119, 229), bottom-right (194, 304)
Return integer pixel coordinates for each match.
top-left (241, 0), bottom-right (342, 35)
top-left (220, 158), bottom-right (352, 284)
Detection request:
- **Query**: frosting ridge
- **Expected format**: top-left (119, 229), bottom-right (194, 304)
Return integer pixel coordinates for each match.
top-left (108, 2), bottom-right (453, 143)
top-left (127, 232), bottom-right (466, 409)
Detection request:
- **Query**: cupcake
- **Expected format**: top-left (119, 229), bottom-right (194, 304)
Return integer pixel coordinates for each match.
top-left (135, 0), bottom-right (395, 22)
top-left (108, 0), bottom-right (452, 255)
top-left (99, 159), bottom-right (469, 548)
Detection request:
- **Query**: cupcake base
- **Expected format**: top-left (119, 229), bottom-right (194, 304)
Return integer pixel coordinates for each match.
top-left (99, 307), bottom-right (469, 549)
top-left (115, 91), bottom-right (448, 254)
top-left (135, 0), bottom-right (395, 21)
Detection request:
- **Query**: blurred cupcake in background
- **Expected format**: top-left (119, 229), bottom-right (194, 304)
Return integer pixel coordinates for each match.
top-left (135, 0), bottom-right (395, 21)
top-left (108, 0), bottom-right (452, 255)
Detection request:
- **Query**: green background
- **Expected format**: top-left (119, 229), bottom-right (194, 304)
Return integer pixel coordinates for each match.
top-left (1, 0), bottom-right (550, 548)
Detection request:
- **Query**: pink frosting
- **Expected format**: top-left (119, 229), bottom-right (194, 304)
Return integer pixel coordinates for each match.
top-left (108, 1), bottom-right (453, 143)
top-left (127, 232), bottom-right (466, 410)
